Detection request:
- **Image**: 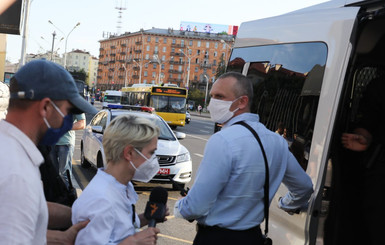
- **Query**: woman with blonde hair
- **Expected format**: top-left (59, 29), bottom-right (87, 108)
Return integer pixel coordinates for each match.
top-left (72, 114), bottom-right (164, 245)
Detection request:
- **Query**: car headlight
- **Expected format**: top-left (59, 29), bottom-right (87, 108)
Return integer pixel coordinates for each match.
top-left (176, 152), bottom-right (191, 163)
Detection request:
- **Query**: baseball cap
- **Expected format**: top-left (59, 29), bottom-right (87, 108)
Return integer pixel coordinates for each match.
top-left (11, 59), bottom-right (97, 114)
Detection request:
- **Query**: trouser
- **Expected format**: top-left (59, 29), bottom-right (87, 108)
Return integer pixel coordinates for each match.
top-left (193, 224), bottom-right (264, 245)
top-left (49, 144), bottom-right (74, 188)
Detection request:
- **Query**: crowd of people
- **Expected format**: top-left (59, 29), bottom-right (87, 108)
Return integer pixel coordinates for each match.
top-left (0, 60), bottom-right (314, 244)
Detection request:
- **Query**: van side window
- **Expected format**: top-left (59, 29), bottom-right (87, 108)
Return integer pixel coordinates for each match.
top-left (228, 43), bottom-right (327, 170)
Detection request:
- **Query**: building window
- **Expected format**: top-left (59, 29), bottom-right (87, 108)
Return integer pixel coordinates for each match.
top-left (163, 38), bottom-right (167, 44)
top-left (197, 50), bottom-right (200, 55)
top-left (155, 37), bottom-right (159, 43)
top-left (206, 42), bottom-right (210, 48)
top-left (215, 42), bottom-right (218, 48)
top-left (144, 71), bottom-right (148, 77)
top-left (189, 40), bottom-right (193, 46)
top-left (181, 40), bottom-right (185, 47)
top-left (162, 47), bottom-right (166, 53)
top-left (147, 45), bottom-right (150, 51)
top-left (152, 72), bottom-right (156, 78)
top-left (197, 41), bottom-right (201, 47)
top-left (147, 36), bottom-right (151, 42)
top-left (162, 55), bottom-right (166, 61)
top-left (172, 39), bottom-right (176, 44)
top-left (153, 63), bottom-right (157, 69)
top-left (145, 54), bottom-right (149, 60)
top-left (214, 51), bottom-right (217, 57)
top-left (195, 67), bottom-right (198, 72)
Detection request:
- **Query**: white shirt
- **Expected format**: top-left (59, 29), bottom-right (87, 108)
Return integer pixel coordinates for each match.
top-left (0, 120), bottom-right (48, 244)
top-left (72, 169), bottom-right (140, 245)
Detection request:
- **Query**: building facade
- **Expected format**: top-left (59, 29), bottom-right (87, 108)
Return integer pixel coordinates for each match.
top-left (97, 28), bottom-right (234, 91)
top-left (66, 49), bottom-right (91, 72)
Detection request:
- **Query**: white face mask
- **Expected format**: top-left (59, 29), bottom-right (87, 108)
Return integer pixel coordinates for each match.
top-left (129, 148), bottom-right (159, 183)
top-left (207, 97), bottom-right (241, 124)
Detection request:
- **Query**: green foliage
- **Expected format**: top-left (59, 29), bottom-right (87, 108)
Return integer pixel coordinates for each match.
top-left (215, 53), bottom-right (227, 78)
top-left (188, 88), bottom-right (206, 106)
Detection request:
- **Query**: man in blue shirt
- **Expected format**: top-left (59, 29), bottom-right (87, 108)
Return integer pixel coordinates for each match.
top-left (174, 72), bottom-right (313, 245)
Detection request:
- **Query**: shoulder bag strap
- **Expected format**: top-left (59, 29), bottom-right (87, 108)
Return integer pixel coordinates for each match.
top-left (234, 121), bottom-right (269, 237)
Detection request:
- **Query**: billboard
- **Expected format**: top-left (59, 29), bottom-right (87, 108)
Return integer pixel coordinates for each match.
top-left (180, 21), bottom-right (238, 35)
top-left (0, 0), bottom-right (23, 35)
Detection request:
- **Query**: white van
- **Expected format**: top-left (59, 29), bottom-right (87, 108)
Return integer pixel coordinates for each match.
top-left (102, 90), bottom-right (122, 108)
top-left (231, 1), bottom-right (385, 244)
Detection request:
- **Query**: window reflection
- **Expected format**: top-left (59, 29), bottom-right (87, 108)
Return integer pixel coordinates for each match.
top-left (228, 42), bottom-right (328, 170)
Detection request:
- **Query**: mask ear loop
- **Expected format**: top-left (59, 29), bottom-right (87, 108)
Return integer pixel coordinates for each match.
top-left (49, 100), bottom-right (65, 118)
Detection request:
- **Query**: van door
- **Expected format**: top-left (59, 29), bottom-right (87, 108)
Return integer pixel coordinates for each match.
top-left (230, 4), bottom-right (361, 245)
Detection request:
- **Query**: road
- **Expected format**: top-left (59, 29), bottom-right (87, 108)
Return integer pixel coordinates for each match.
top-left (72, 101), bottom-right (214, 244)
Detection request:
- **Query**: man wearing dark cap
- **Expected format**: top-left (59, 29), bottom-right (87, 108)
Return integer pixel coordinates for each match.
top-left (0, 60), bottom-right (97, 244)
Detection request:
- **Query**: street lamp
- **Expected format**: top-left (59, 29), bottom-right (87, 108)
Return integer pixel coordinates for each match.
top-left (50, 31), bottom-right (56, 61)
top-left (133, 60), bottom-right (151, 84)
top-left (48, 20), bottom-right (80, 69)
top-left (153, 55), bottom-right (163, 84)
top-left (122, 64), bottom-right (129, 87)
top-left (179, 47), bottom-right (197, 89)
top-left (204, 75), bottom-right (209, 110)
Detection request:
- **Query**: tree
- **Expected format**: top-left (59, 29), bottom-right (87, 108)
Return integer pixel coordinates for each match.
top-left (215, 53), bottom-right (226, 78)
top-left (188, 88), bottom-right (205, 107)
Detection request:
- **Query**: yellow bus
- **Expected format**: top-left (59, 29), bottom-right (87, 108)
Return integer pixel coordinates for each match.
top-left (121, 85), bottom-right (188, 128)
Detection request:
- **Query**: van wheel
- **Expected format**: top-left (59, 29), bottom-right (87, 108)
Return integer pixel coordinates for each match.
top-left (97, 152), bottom-right (104, 168)
top-left (80, 144), bottom-right (91, 168)
top-left (172, 182), bottom-right (185, 191)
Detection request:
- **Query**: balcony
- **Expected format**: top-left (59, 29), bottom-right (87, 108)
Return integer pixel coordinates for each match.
top-left (168, 69), bottom-right (183, 74)
top-left (110, 53), bottom-right (116, 56)
top-left (120, 52), bottom-right (126, 55)
top-left (168, 78), bottom-right (183, 83)
top-left (134, 49), bottom-right (142, 54)
top-left (132, 75), bottom-right (139, 79)
top-left (99, 47), bottom-right (104, 51)
top-left (169, 60), bottom-right (185, 65)
top-left (111, 45), bottom-right (116, 49)
top-left (135, 41), bottom-right (142, 45)
top-left (200, 63), bottom-right (212, 69)
top-left (133, 66), bottom-right (140, 71)
top-left (171, 43), bottom-right (182, 48)
top-left (121, 43), bottom-right (127, 47)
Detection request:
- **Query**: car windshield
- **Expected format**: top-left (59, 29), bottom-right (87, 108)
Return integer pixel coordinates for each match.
top-left (104, 95), bottom-right (121, 103)
top-left (111, 114), bottom-right (176, 141)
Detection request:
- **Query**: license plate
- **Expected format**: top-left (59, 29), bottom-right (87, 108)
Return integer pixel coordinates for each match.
top-left (158, 168), bottom-right (170, 175)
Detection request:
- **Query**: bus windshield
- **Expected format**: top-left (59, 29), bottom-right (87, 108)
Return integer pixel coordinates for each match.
top-left (150, 95), bottom-right (186, 113)
top-left (104, 95), bottom-right (121, 103)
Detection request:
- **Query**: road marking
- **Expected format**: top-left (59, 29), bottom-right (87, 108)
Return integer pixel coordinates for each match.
top-left (158, 234), bottom-right (193, 244)
top-left (199, 130), bottom-right (210, 134)
top-left (194, 153), bottom-right (204, 158)
top-left (186, 134), bottom-right (208, 142)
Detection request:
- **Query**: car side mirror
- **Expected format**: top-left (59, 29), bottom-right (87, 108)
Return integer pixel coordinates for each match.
top-left (174, 132), bottom-right (186, 140)
top-left (92, 125), bottom-right (103, 133)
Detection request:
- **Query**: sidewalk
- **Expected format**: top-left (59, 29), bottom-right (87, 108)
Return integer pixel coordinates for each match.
top-left (189, 110), bottom-right (211, 118)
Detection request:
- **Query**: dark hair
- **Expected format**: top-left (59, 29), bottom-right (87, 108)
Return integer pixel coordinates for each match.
top-left (218, 72), bottom-right (254, 107)
top-left (8, 77), bottom-right (35, 110)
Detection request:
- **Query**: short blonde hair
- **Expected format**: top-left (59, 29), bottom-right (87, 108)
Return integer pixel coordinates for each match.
top-left (103, 114), bottom-right (160, 164)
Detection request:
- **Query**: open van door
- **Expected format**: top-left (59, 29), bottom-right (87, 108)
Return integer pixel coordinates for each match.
top-left (231, 1), bottom-right (385, 244)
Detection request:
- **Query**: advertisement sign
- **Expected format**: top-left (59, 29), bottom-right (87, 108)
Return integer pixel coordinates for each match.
top-left (180, 21), bottom-right (238, 35)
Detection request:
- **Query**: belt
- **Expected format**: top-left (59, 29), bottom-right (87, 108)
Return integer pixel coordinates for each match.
top-left (197, 223), bottom-right (261, 233)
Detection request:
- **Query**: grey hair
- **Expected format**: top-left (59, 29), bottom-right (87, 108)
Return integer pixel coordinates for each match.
top-left (218, 72), bottom-right (253, 107)
top-left (103, 114), bottom-right (160, 164)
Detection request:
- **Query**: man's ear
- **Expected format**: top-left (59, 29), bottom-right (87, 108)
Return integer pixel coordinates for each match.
top-left (38, 98), bottom-right (51, 118)
top-left (123, 145), bottom-right (134, 162)
top-left (238, 95), bottom-right (249, 110)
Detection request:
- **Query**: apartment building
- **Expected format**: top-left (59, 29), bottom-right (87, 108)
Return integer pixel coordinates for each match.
top-left (97, 28), bottom-right (234, 91)
top-left (66, 49), bottom-right (91, 73)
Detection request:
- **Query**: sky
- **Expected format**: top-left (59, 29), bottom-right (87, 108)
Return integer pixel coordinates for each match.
top-left (5, 0), bottom-right (330, 63)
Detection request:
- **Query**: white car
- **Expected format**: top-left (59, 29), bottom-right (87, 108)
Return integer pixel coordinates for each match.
top-left (80, 109), bottom-right (192, 189)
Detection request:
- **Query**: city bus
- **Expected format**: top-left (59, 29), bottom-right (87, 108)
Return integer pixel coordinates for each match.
top-left (121, 85), bottom-right (187, 128)
top-left (102, 90), bottom-right (122, 108)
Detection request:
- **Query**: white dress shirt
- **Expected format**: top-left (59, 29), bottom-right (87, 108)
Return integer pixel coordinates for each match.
top-left (72, 169), bottom-right (140, 245)
top-left (175, 113), bottom-right (313, 230)
top-left (0, 120), bottom-right (48, 244)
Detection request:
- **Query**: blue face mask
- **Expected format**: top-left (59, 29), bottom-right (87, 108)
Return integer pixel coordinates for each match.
top-left (39, 101), bottom-right (73, 146)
